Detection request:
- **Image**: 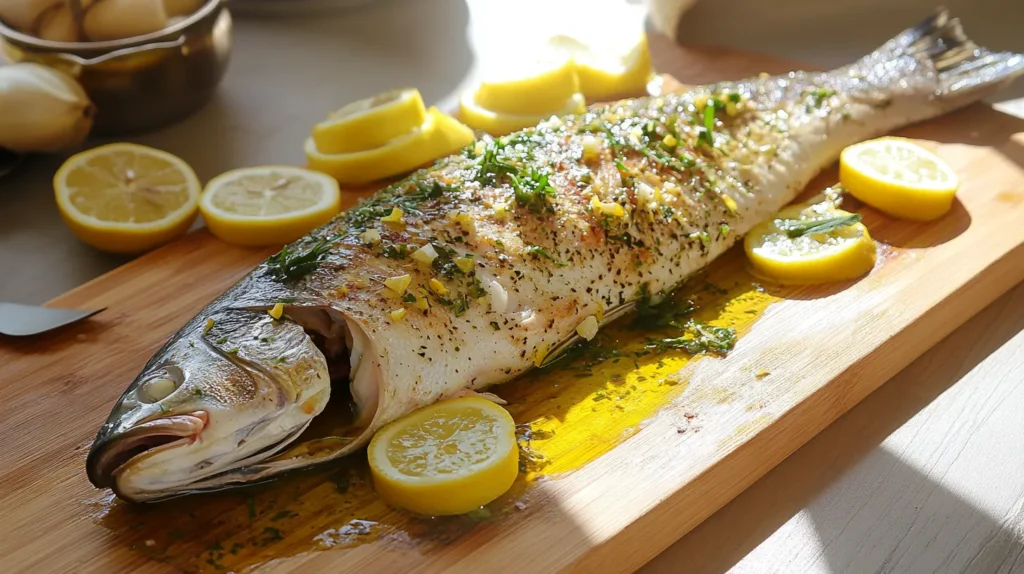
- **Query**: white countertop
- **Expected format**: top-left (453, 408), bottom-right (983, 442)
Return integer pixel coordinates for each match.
top-left (2, 0), bottom-right (1023, 571)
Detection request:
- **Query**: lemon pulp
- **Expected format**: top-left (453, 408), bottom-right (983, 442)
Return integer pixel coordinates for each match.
top-left (744, 202), bottom-right (877, 285)
top-left (840, 137), bottom-right (960, 221)
top-left (368, 397), bottom-right (519, 516)
top-left (199, 166), bottom-right (341, 247)
top-left (53, 142), bottom-right (201, 254)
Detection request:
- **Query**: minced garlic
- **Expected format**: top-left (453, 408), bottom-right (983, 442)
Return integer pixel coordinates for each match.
top-left (429, 278), bottom-right (449, 295)
top-left (722, 195), bottom-right (738, 213)
top-left (590, 195), bottom-right (625, 218)
top-left (581, 134), bottom-right (602, 160)
top-left (575, 315), bottom-right (599, 341)
top-left (359, 228), bottom-right (381, 245)
top-left (454, 257), bottom-right (474, 273)
top-left (381, 207), bottom-right (404, 224)
top-left (390, 308), bottom-right (406, 322)
top-left (268, 303), bottom-right (284, 320)
top-left (384, 274), bottom-right (412, 295)
top-left (411, 243), bottom-right (438, 265)
top-left (662, 134), bottom-right (677, 148)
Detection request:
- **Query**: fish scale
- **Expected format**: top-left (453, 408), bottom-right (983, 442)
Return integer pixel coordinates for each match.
top-left (86, 10), bottom-right (1024, 502)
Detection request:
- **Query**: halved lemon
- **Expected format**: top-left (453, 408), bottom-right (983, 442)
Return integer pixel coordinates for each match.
top-left (840, 137), bottom-right (960, 221)
top-left (473, 52), bottom-right (580, 115)
top-left (306, 107), bottom-right (475, 185)
top-left (312, 88), bottom-right (427, 155)
top-left (459, 90), bottom-right (587, 136)
top-left (744, 202), bottom-right (877, 285)
top-left (368, 396), bottom-right (519, 516)
top-left (547, 31), bottom-right (653, 102)
top-left (199, 166), bottom-right (341, 247)
top-left (53, 143), bottom-right (201, 254)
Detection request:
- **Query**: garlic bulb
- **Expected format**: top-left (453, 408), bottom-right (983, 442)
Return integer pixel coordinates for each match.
top-left (0, 0), bottom-right (62, 33)
top-left (0, 63), bottom-right (95, 153)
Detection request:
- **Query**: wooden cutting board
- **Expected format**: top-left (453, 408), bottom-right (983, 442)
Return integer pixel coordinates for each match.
top-left (2, 36), bottom-right (1024, 574)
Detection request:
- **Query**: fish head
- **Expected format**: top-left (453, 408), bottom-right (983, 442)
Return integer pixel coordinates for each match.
top-left (86, 309), bottom-right (333, 502)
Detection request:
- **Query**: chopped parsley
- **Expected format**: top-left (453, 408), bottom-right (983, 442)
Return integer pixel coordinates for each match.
top-left (807, 87), bottom-right (836, 109)
top-left (646, 320), bottom-right (737, 355)
top-left (381, 244), bottom-right (410, 259)
top-left (266, 233), bottom-right (340, 282)
top-left (525, 245), bottom-right (568, 267)
top-left (511, 168), bottom-right (556, 213)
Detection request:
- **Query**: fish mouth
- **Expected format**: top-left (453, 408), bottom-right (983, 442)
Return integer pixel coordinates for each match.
top-left (86, 411), bottom-right (209, 489)
top-left (88, 307), bottom-right (384, 502)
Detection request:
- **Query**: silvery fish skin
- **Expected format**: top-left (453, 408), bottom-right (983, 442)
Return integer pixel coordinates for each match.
top-left (87, 11), bottom-right (1023, 502)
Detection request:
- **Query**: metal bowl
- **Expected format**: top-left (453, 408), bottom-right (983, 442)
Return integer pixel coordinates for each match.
top-left (0, 0), bottom-right (233, 136)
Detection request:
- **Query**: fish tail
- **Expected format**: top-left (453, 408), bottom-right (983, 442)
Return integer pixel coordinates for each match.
top-left (849, 8), bottom-right (1024, 108)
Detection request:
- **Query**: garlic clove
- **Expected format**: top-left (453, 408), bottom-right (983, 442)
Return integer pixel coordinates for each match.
top-left (0, 0), bottom-right (63, 33)
top-left (83, 0), bottom-right (167, 41)
top-left (0, 63), bottom-right (95, 153)
top-left (163, 0), bottom-right (202, 18)
top-left (36, 3), bottom-right (80, 42)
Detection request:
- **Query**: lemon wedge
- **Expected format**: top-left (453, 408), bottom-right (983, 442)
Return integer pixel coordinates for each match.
top-left (368, 396), bottom-right (519, 516)
top-left (474, 52), bottom-right (580, 115)
top-left (306, 107), bottom-right (474, 185)
top-left (199, 166), bottom-right (341, 247)
top-left (53, 143), bottom-right (201, 254)
top-left (744, 201), bottom-right (877, 285)
top-left (459, 90), bottom-right (586, 136)
top-left (840, 137), bottom-right (960, 221)
top-left (312, 88), bottom-right (427, 154)
top-left (548, 31), bottom-right (653, 102)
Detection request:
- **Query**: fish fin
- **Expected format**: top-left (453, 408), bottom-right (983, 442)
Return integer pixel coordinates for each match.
top-left (450, 389), bottom-right (508, 405)
top-left (881, 8), bottom-right (1024, 100)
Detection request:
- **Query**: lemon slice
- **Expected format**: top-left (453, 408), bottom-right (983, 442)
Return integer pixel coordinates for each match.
top-left (840, 137), bottom-right (960, 221)
top-left (459, 90), bottom-right (587, 136)
top-left (548, 31), bottom-right (653, 102)
top-left (306, 108), bottom-right (474, 185)
top-left (368, 396), bottom-right (519, 516)
top-left (199, 166), bottom-right (341, 247)
top-left (53, 143), bottom-right (201, 254)
top-left (744, 202), bottom-right (877, 285)
top-left (474, 52), bottom-right (580, 115)
top-left (312, 88), bottom-right (427, 154)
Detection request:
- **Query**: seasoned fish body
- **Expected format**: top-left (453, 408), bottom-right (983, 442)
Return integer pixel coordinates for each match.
top-left (87, 11), bottom-right (1023, 502)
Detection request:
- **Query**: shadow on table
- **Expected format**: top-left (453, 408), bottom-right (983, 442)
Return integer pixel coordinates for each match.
top-left (641, 284), bottom-right (1024, 574)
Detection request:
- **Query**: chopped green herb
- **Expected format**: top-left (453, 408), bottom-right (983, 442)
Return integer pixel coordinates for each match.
top-left (726, 92), bottom-right (742, 104)
top-left (381, 244), bottom-right (409, 259)
top-left (646, 320), bottom-right (737, 355)
top-left (525, 245), bottom-right (568, 267)
top-left (490, 321), bottom-right (500, 331)
top-left (402, 292), bottom-right (417, 303)
top-left (216, 337), bottom-right (228, 345)
top-left (783, 213), bottom-right (862, 238)
top-left (720, 223), bottom-right (730, 235)
top-left (266, 234), bottom-right (341, 282)
top-left (511, 168), bottom-right (557, 213)
top-left (807, 87), bottom-right (836, 109)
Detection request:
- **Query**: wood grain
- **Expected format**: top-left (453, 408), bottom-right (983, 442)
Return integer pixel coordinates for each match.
top-left (642, 281), bottom-right (1024, 574)
top-left (2, 44), bottom-right (1024, 574)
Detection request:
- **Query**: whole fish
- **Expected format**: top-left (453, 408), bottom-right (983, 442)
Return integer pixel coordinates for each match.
top-left (87, 10), bottom-right (1023, 502)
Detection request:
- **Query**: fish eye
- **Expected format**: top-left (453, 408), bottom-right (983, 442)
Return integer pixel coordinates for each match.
top-left (135, 365), bottom-right (185, 404)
